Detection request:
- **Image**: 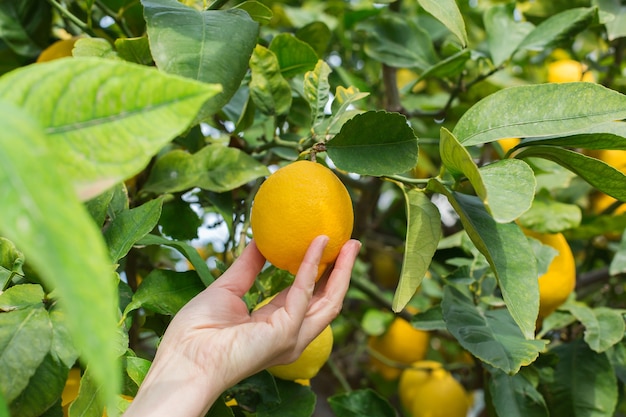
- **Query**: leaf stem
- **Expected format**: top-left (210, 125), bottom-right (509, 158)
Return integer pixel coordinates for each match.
top-left (46, 0), bottom-right (99, 38)
top-left (93, 0), bottom-right (134, 38)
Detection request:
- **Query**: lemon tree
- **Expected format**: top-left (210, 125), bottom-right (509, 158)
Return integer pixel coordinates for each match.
top-left (1, 1), bottom-right (626, 417)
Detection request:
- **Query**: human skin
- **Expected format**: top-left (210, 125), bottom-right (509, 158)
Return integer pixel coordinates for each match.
top-left (122, 235), bottom-right (361, 417)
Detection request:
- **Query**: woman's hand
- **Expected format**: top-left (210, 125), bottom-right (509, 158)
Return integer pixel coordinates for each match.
top-left (123, 235), bottom-right (361, 417)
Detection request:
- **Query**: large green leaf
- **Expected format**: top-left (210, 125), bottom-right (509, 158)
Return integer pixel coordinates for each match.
top-left (515, 146), bottom-right (626, 201)
top-left (392, 188), bottom-right (441, 312)
top-left (357, 13), bottom-right (437, 69)
top-left (416, 0), bottom-right (467, 46)
top-left (484, 3), bottom-right (534, 66)
top-left (142, 0), bottom-right (258, 121)
top-left (544, 340), bottom-right (618, 417)
top-left (428, 181), bottom-right (539, 339)
top-left (0, 102), bottom-right (119, 407)
top-left (249, 45), bottom-right (293, 116)
top-left (327, 111), bottom-right (418, 176)
top-left (488, 368), bottom-right (549, 417)
top-left (0, 285), bottom-right (51, 403)
top-left (442, 286), bottom-right (547, 374)
top-left (453, 83), bottom-right (626, 147)
top-left (517, 7), bottom-right (598, 53)
top-left (103, 198), bottom-right (164, 262)
top-left (142, 144), bottom-right (270, 194)
top-left (561, 302), bottom-right (626, 353)
top-left (268, 33), bottom-right (317, 79)
top-left (304, 60), bottom-right (332, 135)
top-left (329, 389), bottom-right (396, 417)
top-left (0, 57), bottom-right (220, 201)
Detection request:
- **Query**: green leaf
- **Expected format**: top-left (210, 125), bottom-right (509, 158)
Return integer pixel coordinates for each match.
top-left (0, 57), bottom-right (220, 201)
top-left (143, 145), bottom-right (270, 194)
top-left (249, 45), bottom-right (293, 116)
top-left (257, 379), bottom-right (315, 417)
top-left (561, 303), bottom-right (626, 353)
top-left (124, 270), bottom-right (205, 317)
top-left (453, 83), bottom-right (626, 147)
top-left (610, 232), bottom-right (626, 276)
top-left (159, 197), bottom-right (202, 241)
top-left (515, 146), bottom-right (626, 201)
top-left (327, 111), bottom-right (418, 176)
top-left (0, 284), bottom-right (44, 311)
top-left (488, 368), bottom-right (549, 417)
top-left (417, 49), bottom-right (471, 81)
top-left (103, 198), bottom-right (164, 262)
top-left (544, 339), bottom-right (618, 417)
top-left (479, 159), bottom-right (536, 223)
top-left (440, 127), bottom-right (486, 190)
top-left (416, 0), bottom-right (468, 46)
top-left (411, 306), bottom-right (446, 331)
top-left (442, 286), bottom-right (547, 374)
top-left (49, 305), bottom-right (79, 369)
top-left (296, 21), bottom-right (332, 57)
top-left (142, 0), bottom-right (258, 120)
top-left (484, 3), bottom-right (534, 66)
top-left (72, 38), bottom-right (118, 59)
top-left (392, 188), bottom-right (441, 312)
top-left (137, 234), bottom-right (215, 286)
top-left (126, 356), bottom-right (151, 389)
top-left (519, 196), bottom-right (582, 233)
top-left (520, 121), bottom-right (626, 150)
top-left (598, 0), bottom-right (626, 41)
top-left (114, 37), bottom-right (152, 65)
top-left (329, 389), bottom-right (396, 417)
top-left (304, 60), bottom-right (332, 134)
top-left (0, 0), bottom-right (51, 57)
top-left (0, 288), bottom-right (51, 403)
top-left (357, 13), bottom-right (437, 69)
top-left (328, 86), bottom-right (369, 134)
top-left (428, 182), bottom-right (539, 339)
top-left (234, 1), bottom-right (273, 25)
top-left (0, 237), bottom-right (24, 290)
top-left (0, 102), bottom-right (119, 406)
top-left (517, 7), bottom-right (598, 53)
top-left (9, 353), bottom-right (68, 417)
top-left (269, 33), bottom-right (318, 78)
top-left (68, 367), bottom-right (104, 417)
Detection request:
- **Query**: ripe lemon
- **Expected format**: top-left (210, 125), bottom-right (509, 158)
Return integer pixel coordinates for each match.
top-left (37, 37), bottom-right (79, 63)
top-left (498, 137), bottom-right (520, 155)
top-left (250, 160), bottom-right (354, 279)
top-left (254, 295), bottom-right (334, 380)
top-left (368, 313), bottom-right (430, 380)
top-left (398, 360), bottom-right (469, 417)
top-left (547, 59), bottom-right (595, 83)
top-left (524, 229), bottom-right (576, 319)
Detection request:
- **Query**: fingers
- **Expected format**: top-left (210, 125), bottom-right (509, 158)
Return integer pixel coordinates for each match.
top-left (209, 240), bottom-right (266, 297)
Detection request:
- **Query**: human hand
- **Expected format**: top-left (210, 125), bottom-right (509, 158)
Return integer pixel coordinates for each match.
top-left (123, 235), bottom-right (361, 417)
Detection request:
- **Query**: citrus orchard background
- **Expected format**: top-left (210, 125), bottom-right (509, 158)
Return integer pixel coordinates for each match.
top-left (1, 0), bottom-right (626, 417)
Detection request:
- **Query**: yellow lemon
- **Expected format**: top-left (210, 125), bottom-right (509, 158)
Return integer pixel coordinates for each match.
top-left (547, 59), bottom-right (595, 83)
top-left (250, 160), bottom-right (354, 279)
top-left (524, 230), bottom-right (576, 319)
top-left (37, 37), bottom-right (79, 62)
top-left (588, 150), bottom-right (626, 216)
top-left (368, 313), bottom-right (430, 380)
top-left (398, 360), bottom-right (469, 417)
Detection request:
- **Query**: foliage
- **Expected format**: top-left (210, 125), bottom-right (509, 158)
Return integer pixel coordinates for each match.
top-left (1, 0), bottom-right (626, 416)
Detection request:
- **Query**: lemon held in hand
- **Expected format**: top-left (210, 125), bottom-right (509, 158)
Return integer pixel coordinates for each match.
top-left (250, 160), bottom-right (354, 279)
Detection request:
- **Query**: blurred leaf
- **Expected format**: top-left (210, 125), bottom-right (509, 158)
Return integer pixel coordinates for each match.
top-left (418, 49), bottom-right (471, 81)
top-left (234, 1), bottom-right (273, 25)
top-left (72, 38), bottom-right (118, 59)
top-left (0, 285), bottom-right (51, 403)
top-left (123, 270), bottom-right (204, 317)
top-left (137, 234), bottom-right (215, 286)
top-left (392, 188), bottom-right (441, 312)
top-left (597, 0), bottom-right (626, 41)
top-left (411, 306), bottom-right (446, 331)
top-left (428, 182), bottom-right (539, 339)
top-left (515, 146), bottom-right (626, 201)
top-left (0, 0), bottom-right (51, 57)
top-left (142, 0), bottom-right (258, 121)
top-left (257, 379), bottom-right (315, 417)
top-left (442, 286), bottom-right (547, 374)
top-left (269, 33), bottom-right (318, 78)
top-left (416, 0), bottom-right (468, 46)
top-left (327, 111), bottom-right (418, 176)
top-left (453, 83), bottom-right (626, 147)
top-left (518, 196), bottom-right (582, 233)
top-left (357, 13), bottom-right (437, 69)
top-left (484, 3), bottom-right (534, 66)
top-left (0, 102), bottom-right (119, 405)
top-left (0, 58), bottom-right (220, 201)
top-left (361, 309), bottom-right (394, 336)
top-left (561, 303), bottom-right (626, 353)
top-left (0, 238), bottom-right (24, 289)
top-left (104, 198), bottom-right (164, 262)
top-left (329, 389), bottom-right (396, 417)
top-left (304, 60), bottom-right (331, 134)
top-left (143, 145), bottom-right (270, 194)
top-left (114, 37), bottom-right (152, 65)
top-left (0, 394), bottom-right (8, 417)
top-left (296, 21), bottom-right (332, 57)
top-left (517, 7), bottom-right (598, 52)
top-left (610, 232), bottom-right (626, 276)
top-left (544, 339), bottom-right (618, 417)
top-left (249, 45), bottom-right (292, 115)
top-left (480, 159), bottom-right (536, 223)
top-left (9, 353), bottom-right (67, 417)
top-left (488, 368), bottom-right (549, 417)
